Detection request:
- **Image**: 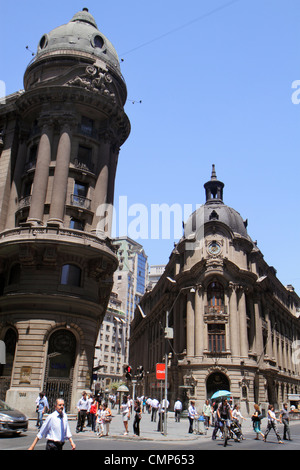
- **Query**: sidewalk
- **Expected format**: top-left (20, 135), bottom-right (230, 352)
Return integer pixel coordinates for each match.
top-left (65, 411), bottom-right (258, 442)
top-left (31, 410), bottom-right (298, 442)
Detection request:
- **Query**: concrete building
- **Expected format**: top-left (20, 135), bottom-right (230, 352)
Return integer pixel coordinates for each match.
top-left (112, 236), bottom-right (148, 365)
top-left (129, 166), bottom-right (300, 416)
top-left (93, 292), bottom-right (127, 394)
top-left (0, 9), bottom-right (130, 415)
top-left (148, 265), bottom-right (166, 289)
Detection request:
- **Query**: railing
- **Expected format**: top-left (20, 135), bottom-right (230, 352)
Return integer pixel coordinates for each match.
top-left (70, 194), bottom-right (91, 210)
top-left (18, 196), bottom-right (32, 209)
top-left (204, 305), bottom-right (227, 314)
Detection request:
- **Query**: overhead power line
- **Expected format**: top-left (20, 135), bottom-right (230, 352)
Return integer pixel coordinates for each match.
top-left (120, 0), bottom-right (242, 57)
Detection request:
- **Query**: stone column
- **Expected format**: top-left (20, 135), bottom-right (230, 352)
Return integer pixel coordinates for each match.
top-left (265, 307), bottom-right (273, 359)
top-left (228, 283), bottom-right (239, 357)
top-left (194, 285), bottom-right (204, 357)
top-left (186, 292), bottom-right (195, 357)
top-left (27, 121), bottom-right (53, 225)
top-left (48, 121), bottom-right (73, 225)
top-left (237, 287), bottom-right (249, 358)
top-left (254, 297), bottom-right (264, 360)
top-left (91, 135), bottom-right (111, 236)
top-left (5, 129), bottom-right (29, 229)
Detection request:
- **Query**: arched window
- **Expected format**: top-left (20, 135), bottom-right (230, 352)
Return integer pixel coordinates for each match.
top-left (60, 264), bottom-right (81, 287)
top-left (207, 281), bottom-right (224, 310)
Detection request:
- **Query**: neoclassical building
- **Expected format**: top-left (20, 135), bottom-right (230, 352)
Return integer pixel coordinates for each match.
top-left (0, 9), bottom-right (130, 415)
top-left (130, 167), bottom-right (300, 416)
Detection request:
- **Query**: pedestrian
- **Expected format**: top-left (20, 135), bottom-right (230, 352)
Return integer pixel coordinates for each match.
top-left (151, 398), bottom-right (159, 422)
top-left (102, 402), bottom-right (112, 436)
top-left (232, 403), bottom-right (246, 437)
top-left (202, 400), bottom-right (212, 429)
top-left (89, 396), bottom-right (98, 432)
top-left (146, 397), bottom-right (152, 414)
top-left (263, 405), bottom-right (283, 443)
top-left (157, 398), bottom-right (169, 432)
top-left (188, 400), bottom-right (198, 434)
top-left (133, 399), bottom-right (142, 436)
top-left (96, 404), bottom-right (104, 437)
top-left (280, 403), bottom-right (292, 441)
top-left (174, 398), bottom-right (182, 422)
top-left (252, 404), bottom-right (264, 440)
top-left (28, 398), bottom-right (76, 450)
top-left (86, 393), bottom-right (93, 427)
top-left (121, 395), bottom-right (130, 435)
top-left (35, 392), bottom-right (48, 430)
top-left (76, 391), bottom-right (89, 433)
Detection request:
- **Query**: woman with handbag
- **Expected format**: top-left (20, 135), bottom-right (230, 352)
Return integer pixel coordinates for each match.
top-left (102, 403), bottom-right (112, 436)
top-left (252, 404), bottom-right (264, 440)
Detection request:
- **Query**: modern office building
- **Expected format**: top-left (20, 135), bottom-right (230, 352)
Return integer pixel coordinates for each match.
top-left (92, 292), bottom-right (127, 394)
top-left (148, 265), bottom-right (166, 289)
top-left (0, 9), bottom-right (130, 415)
top-left (112, 236), bottom-right (148, 364)
top-left (130, 166), bottom-right (300, 416)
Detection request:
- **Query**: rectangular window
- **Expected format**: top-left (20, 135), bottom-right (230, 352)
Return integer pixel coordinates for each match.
top-left (208, 324), bottom-right (225, 352)
top-left (80, 117), bottom-right (94, 136)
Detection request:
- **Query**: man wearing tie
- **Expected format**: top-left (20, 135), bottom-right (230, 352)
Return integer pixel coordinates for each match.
top-left (28, 398), bottom-right (76, 450)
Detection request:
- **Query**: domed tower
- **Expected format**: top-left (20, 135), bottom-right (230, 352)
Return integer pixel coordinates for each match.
top-left (130, 165), bottom-right (300, 415)
top-left (0, 9), bottom-right (130, 414)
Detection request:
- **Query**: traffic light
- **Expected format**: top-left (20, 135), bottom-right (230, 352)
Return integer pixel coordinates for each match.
top-left (137, 365), bottom-right (144, 381)
top-left (124, 365), bottom-right (132, 381)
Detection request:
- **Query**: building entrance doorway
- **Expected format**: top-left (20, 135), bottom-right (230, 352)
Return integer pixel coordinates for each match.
top-left (0, 328), bottom-right (17, 401)
top-left (43, 329), bottom-right (76, 412)
top-left (206, 371), bottom-right (230, 399)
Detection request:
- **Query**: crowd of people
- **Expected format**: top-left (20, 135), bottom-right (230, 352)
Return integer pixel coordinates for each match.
top-left (29, 390), bottom-right (294, 450)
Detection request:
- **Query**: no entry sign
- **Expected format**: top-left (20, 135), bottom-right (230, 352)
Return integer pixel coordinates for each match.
top-left (156, 363), bottom-right (165, 380)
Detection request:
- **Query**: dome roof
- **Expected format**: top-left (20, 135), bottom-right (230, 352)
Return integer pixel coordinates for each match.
top-left (184, 165), bottom-right (249, 239)
top-left (35, 8), bottom-right (121, 72)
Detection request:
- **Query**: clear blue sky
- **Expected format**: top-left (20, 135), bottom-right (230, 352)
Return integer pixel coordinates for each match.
top-left (1, 0), bottom-right (300, 294)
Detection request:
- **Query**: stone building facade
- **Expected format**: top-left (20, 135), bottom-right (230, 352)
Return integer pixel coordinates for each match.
top-left (0, 9), bottom-right (130, 416)
top-left (129, 167), bottom-right (300, 416)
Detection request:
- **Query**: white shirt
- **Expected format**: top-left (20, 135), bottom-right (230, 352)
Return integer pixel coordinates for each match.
top-left (174, 400), bottom-right (182, 411)
top-left (151, 399), bottom-right (159, 408)
top-left (77, 397), bottom-right (90, 411)
top-left (37, 411), bottom-right (72, 442)
top-left (121, 402), bottom-right (129, 415)
top-left (188, 405), bottom-right (198, 419)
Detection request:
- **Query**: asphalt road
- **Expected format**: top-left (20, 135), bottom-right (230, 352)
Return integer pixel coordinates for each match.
top-left (1, 414), bottom-right (300, 455)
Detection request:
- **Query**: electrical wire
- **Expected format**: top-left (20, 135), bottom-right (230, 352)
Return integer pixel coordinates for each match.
top-left (120, 0), bottom-right (242, 57)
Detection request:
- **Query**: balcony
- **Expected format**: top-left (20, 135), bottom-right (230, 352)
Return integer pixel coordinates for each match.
top-left (18, 196), bottom-right (32, 210)
top-left (204, 304), bottom-right (228, 322)
top-left (70, 194), bottom-right (91, 210)
top-left (205, 305), bottom-right (227, 315)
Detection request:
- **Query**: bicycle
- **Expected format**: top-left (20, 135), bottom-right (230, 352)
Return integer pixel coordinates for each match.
top-left (220, 418), bottom-right (230, 447)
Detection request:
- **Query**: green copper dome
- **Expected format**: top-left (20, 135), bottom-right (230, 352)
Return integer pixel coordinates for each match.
top-left (35, 8), bottom-right (121, 71)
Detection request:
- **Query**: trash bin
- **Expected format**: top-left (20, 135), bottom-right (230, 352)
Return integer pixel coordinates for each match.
top-left (196, 416), bottom-right (206, 435)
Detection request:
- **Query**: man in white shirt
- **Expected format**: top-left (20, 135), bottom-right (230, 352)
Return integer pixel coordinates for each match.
top-left (76, 391), bottom-right (90, 433)
top-left (151, 398), bottom-right (159, 422)
top-left (174, 399), bottom-right (183, 422)
top-left (28, 399), bottom-right (75, 450)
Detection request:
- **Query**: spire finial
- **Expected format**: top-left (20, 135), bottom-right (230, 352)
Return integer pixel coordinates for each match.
top-left (211, 164), bottom-right (217, 180)
top-left (204, 164), bottom-right (224, 203)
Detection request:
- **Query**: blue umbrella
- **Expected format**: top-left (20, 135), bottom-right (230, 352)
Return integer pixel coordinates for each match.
top-left (211, 390), bottom-right (231, 400)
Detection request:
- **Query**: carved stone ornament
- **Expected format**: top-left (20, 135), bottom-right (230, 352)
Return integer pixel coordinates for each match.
top-left (66, 65), bottom-right (116, 103)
